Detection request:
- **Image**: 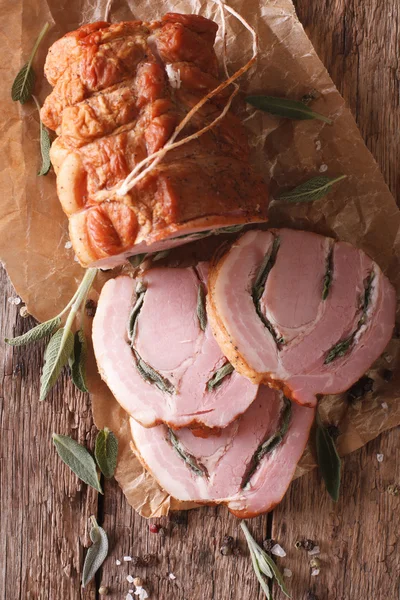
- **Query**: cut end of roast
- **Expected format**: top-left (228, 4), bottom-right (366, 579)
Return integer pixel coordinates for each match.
top-left (208, 228), bottom-right (396, 406)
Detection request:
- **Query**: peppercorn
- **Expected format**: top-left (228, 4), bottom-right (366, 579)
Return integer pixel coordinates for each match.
top-left (326, 425), bottom-right (340, 441)
top-left (294, 540), bottom-right (303, 549)
top-left (149, 523), bottom-right (160, 534)
top-left (133, 577), bottom-right (143, 587)
top-left (263, 538), bottom-right (275, 552)
top-left (303, 539), bottom-right (315, 552)
top-left (220, 544), bottom-right (233, 556)
top-left (222, 535), bottom-right (234, 546)
top-left (142, 553), bottom-right (157, 566)
top-left (85, 299), bottom-right (97, 317)
top-left (233, 546), bottom-right (241, 556)
top-left (131, 556), bottom-right (144, 567)
top-left (310, 557), bottom-right (321, 569)
top-left (98, 587), bottom-right (109, 596)
top-left (347, 376), bottom-right (374, 401)
top-left (387, 483), bottom-right (400, 496)
top-left (306, 591), bottom-right (319, 600)
top-left (382, 369), bottom-right (393, 382)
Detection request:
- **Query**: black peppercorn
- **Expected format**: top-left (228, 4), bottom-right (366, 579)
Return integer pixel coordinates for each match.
top-left (382, 369), bottom-right (393, 382)
top-left (85, 299), bottom-right (97, 317)
top-left (306, 592), bottom-right (318, 600)
top-left (222, 535), bottom-right (234, 546)
top-left (262, 538), bottom-right (275, 552)
top-left (142, 554), bottom-right (157, 566)
top-left (220, 544), bottom-right (233, 556)
top-left (347, 376), bottom-right (374, 401)
top-left (303, 539), bottom-right (315, 551)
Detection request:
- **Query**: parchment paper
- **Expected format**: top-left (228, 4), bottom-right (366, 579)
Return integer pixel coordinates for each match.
top-left (1, 0), bottom-right (399, 517)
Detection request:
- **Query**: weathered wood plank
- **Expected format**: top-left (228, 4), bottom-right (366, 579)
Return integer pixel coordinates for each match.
top-left (0, 267), bottom-right (98, 600)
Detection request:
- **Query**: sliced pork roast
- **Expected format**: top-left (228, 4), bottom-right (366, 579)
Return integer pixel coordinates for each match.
top-left (130, 385), bottom-right (315, 516)
top-left (42, 15), bottom-right (268, 269)
top-left (208, 229), bottom-right (396, 407)
top-left (92, 264), bottom-right (259, 429)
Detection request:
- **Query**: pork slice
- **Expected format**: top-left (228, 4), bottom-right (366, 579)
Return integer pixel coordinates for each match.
top-left (208, 229), bottom-right (396, 406)
top-left (130, 386), bottom-right (315, 516)
top-left (92, 266), bottom-right (259, 429)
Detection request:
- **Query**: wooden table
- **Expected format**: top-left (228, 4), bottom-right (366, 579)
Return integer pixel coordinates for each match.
top-left (1, 1), bottom-right (399, 598)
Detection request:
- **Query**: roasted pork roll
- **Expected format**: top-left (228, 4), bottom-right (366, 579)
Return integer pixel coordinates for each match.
top-left (42, 15), bottom-right (268, 268)
top-left (92, 264), bottom-right (259, 429)
top-left (208, 229), bottom-right (396, 407)
top-left (130, 385), bottom-right (315, 516)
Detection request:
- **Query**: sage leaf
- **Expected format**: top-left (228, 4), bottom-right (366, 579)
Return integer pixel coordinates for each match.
top-left (40, 327), bottom-right (75, 400)
top-left (324, 336), bottom-right (353, 364)
top-left (5, 316), bottom-right (61, 346)
top-left (196, 283), bottom-right (207, 331)
top-left (207, 362), bottom-right (234, 391)
top-left (95, 427), bottom-right (118, 479)
top-left (246, 95), bottom-right (332, 124)
top-left (11, 65), bottom-right (35, 104)
top-left (127, 284), bottom-right (146, 342)
top-left (69, 329), bottom-right (89, 393)
top-left (11, 23), bottom-right (50, 104)
top-left (38, 118), bottom-right (51, 176)
top-left (128, 253), bottom-right (147, 268)
top-left (134, 350), bottom-right (175, 394)
top-left (82, 516), bottom-right (108, 587)
top-left (241, 523), bottom-right (290, 599)
top-left (322, 247), bottom-right (334, 301)
top-left (52, 434), bottom-right (103, 493)
top-left (315, 413), bottom-right (341, 502)
top-left (168, 430), bottom-right (207, 477)
top-left (276, 175), bottom-right (347, 204)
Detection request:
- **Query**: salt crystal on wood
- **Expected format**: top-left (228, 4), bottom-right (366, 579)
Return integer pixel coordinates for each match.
top-left (271, 543), bottom-right (286, 557)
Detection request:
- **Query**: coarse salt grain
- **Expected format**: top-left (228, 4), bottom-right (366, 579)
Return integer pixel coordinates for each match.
top-left (14, 297), bottom-right (21, 305)
top-left (126, 594), bottom-right (134, 600)
top-left (165, 64), bottom-right (181, 89)
top-left (64, 241), bottom-right (73, 249)
top-left (377, 454), bottom-right (384, 463)
top-left (124, 556), bottom-right (132, 561)
top-left (319, 163), bottom-right (328, 173)
top-left (315, 140), bottom-right (322, 151)
top-left (308, 546), bottom-right (321, 556)
top-left (134, 587), bottom-right (149, 600)
top-left (311, 568), bottom-right (320, 577)
top-left (127, 575), bottom-right (134, 583)
top-left (283, 568), bottom-right (292, 578)
top-left (129, 591), bottom-right (134, 595)
top-left (381, 402), bottom-right (389, 410)
top-left (73, 255), bottom-right (80, 263)
top-left (169, 573), bottom-right (176, 580)
top-left (116, 559), bottom-right (121, 565)
top-left (271, 543), bottom-right (286, 557)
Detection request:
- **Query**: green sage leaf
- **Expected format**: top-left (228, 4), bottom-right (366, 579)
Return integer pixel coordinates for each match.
top-left (168, 430), bottom-right (207, 477)
top-left (95, 427), bottom-right (118, 479)
top-left (315, 413), bottom-right (341, 502)
top-left (134, 350), bottom-right (175, 394)
top-left (127, 284), bottom-right (146, 342)
top-left (246, 95), bottom-right (332, 124)
top-left (11, 64), bottom-right (35, 104)
top-left (69, 329), bottom-right (89, 393)
top-left (82, 516), bottom-right (108, 587)
top-left (197, 283), bottom-right (207, 331)
top-left (277, 175), bottom-right (347, 204)
top-left (5, 316), bottom-right (61, 346)
top-left (322, 247), bottom-right (334, 300)
top-left (38, 119), bottom-right (51, 176)
top-left (207, 362), bottom-right (234, 391)
top-left (128, 253), bottom-right (147, 268)
top-left (240, 523), bottom-right (290, 599)
top-left (11, 23), bottom-right (50, 104)
top-left (52, 434), bottom-right (103, 493)
top-left (40, 327), bottom-right (75, 400)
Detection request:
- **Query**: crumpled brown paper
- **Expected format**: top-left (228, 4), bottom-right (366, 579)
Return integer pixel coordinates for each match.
top-left (1, 0), bottom-right (399, 517)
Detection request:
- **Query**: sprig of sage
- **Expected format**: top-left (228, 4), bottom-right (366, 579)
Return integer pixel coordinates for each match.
top-left (276, 175), bottom-right (347, 204)
top-left (197, 283), bottom-right (207, 331)
top-left (246, 95), bottom-right (332, 124)
top-left (69, 329), bottom-right (89, 393)
top-left (52, 433), bottom-right (103, 493)
top-left (5, 267), bottom-right (98, 400)
top-left (241, 523), bottom-right (290, 599)
top-left (82, 516), bottom-right (109, 587)
top-left (32, 95), bottom-right (51, 176)
top-left (315, 412), bottom-right (341, 502)
top-left (207, 362), bottom-right (234, 391)
top-left (95, 428), bottom-right (118, 479)
top-left (11, 23), bottom-right (49, 104)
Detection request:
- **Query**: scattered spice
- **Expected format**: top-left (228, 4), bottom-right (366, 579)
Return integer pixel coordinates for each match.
top-left (131, 556), bottom-right (143, 567)
top-left (262, 538), bottom-right (276, 552)
top-left (377, 453), bottom-right (384, 463)
top-left (347, 376), bottom-right (374, 401)
top-left (310, 558), bottom-right (321, 569)
top-left (311, 568), bottom-right (320, 577)
top-left (19, 305), bottom-right (29, 318)
top-left (302, 539), bottom-right (316, 552)
top-left (142, 553), bottom-right (157, 566)
top-left (387, 484), bottom-right (400, 496)
top-left (134, 577), bottom-right (144, 587)
top-left (306, 592), bottom-right (319, 600)
top-left (294, 540), bottom-right (303, 549)
top-left (326, 425), bottom-right (340, 442)
top-left (220, 544), bottom-right (233, 556)
top-left (124, 556), bottom-right (132, 562)
top-left (168, 573), bottom-right (176, 581)
top-left (271, 543), bottom-right (286, 557)
top-left (283, 568), bottom-right (292, 578)
top-left (85, 299), bottom-right (97, 317)
top-left (98, 586), bottom-right (109, 596)
top-left (223, 535), bottom-right (234, 546)
top-left (134, 586), bottom-right (149, 600)
top-left (308, 546), bottom-right (321, 556)
top-left (149, 523), bottom-right (160, 534)
top-left (301, 89), bottom-right (320, 104)
top-left (381, 402), bottom-right (389, 410)
top-left (382, 369), bottom-right (393, 382)
top-left (115, 559), bottom-right (121, 566)
top-left (127, 575), bottom-right (135, 584)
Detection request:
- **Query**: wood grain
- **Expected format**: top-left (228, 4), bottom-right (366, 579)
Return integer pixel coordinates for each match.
top-left (1, 0), bottom-right (399, 599)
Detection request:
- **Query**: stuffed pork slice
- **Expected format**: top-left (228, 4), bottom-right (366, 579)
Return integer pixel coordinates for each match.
top-left (92, 266), bottom-right (259, 429)
top-left (129, 386), bottom-right (315, 516)
top-left (208, 228), bottom-right (396, 407)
